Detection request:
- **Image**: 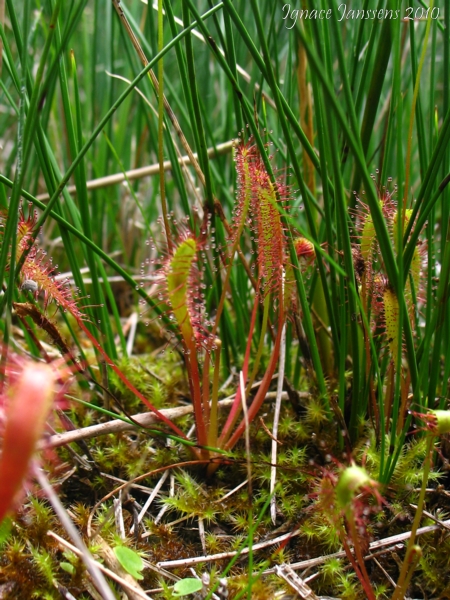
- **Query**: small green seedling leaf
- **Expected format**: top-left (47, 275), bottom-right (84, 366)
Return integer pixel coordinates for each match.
top-left (172, 578), bottom-right (203, 596)
top-left (60, 561), bottom-right (76, 575)
top-left (113, 546), bottom-right (144, 580)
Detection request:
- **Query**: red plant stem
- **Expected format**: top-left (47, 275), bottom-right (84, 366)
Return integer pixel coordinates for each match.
top-left (76, 320), bottom-right (191, 445)
top-left (217, 289), bottom-right (260, 448)
top-left (201, 246), bottom-right (261, 437)
top-left (201, 226), bottom-right (248, 417)
top-left (202, 349), bottom-right (211, 432)
top-left (340, 529), bottom-right (376, 600)
top-left (208, 339), bottom-right (222, 448)
top-left (224, 297), bottom-right (285, 452)
top-left (346, 514), bottom-right (376, 600)
top-left (246, 293), bottom-right (271, 394)
top-left (184, 340), bottom-right (209, 452)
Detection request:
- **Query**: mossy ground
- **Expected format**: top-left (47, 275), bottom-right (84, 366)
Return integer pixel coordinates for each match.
top-left (1, 351), bottom-right (450, 599)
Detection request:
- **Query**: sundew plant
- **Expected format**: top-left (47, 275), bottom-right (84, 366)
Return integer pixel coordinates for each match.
top-left (1, 0), bottom-right (450, 598)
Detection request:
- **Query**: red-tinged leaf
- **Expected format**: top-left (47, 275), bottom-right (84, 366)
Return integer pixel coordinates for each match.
top-left (0, 363), bottom-right (56, 522)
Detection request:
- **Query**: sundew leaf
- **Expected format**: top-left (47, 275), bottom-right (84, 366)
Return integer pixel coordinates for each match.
top-left (384, 287), bottom-right (400, 361)
top-left (167, 236), bottom-right (197, 346)
top-left (172, 578), bottom-right (203, 596)
top-left (113, 546), bottom-right (144, 580)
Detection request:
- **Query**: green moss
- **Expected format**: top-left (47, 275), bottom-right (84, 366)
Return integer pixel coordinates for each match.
top-left (110, 355), bottom-right (183, 410)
